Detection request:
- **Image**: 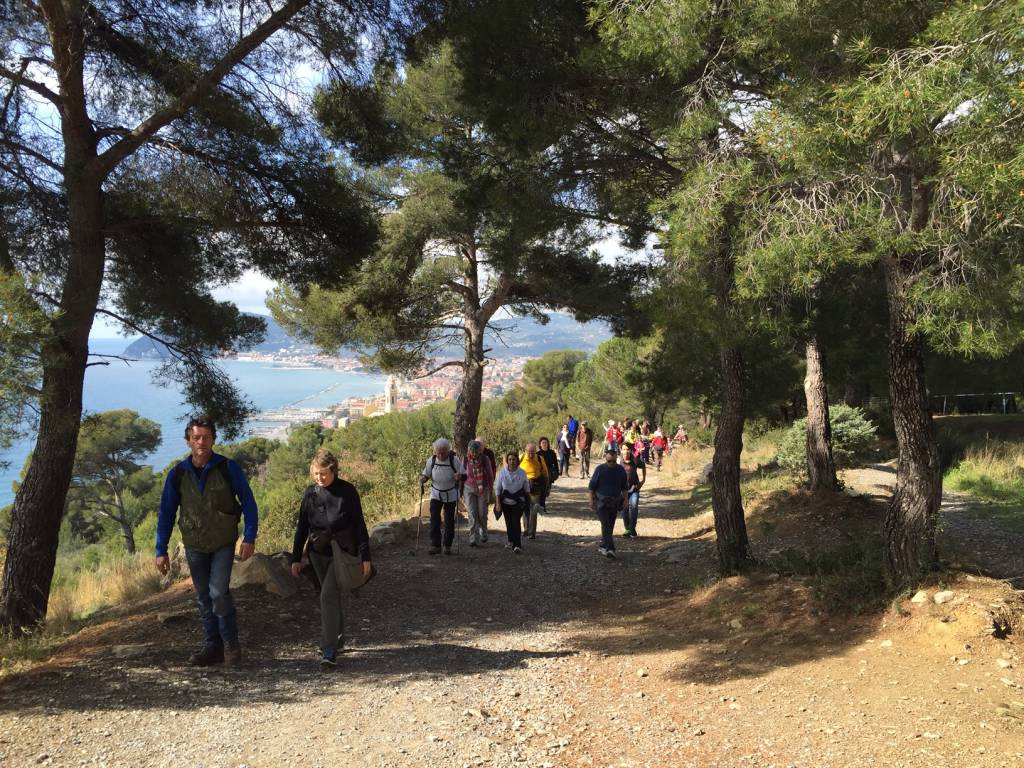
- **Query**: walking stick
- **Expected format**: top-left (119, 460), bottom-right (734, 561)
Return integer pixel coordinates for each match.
top-left (415, 483), bottom-right (424, 555)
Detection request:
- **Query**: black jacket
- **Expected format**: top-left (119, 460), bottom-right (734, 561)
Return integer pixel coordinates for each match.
top-left (291, 478), bottom-right (371, 563)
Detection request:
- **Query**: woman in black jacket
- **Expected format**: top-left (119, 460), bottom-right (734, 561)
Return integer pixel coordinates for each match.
top-left (290, 449), bottom-right (372, 669)
top-left (536, 436), bottom-right (560, 512)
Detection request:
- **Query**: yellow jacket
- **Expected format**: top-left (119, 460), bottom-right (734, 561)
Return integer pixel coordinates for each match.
top-left (518, 451), bottom-right (550, 483)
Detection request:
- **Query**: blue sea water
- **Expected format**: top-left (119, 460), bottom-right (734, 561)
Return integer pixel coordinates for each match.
top-left (0, 339), bottom-right (386, 507)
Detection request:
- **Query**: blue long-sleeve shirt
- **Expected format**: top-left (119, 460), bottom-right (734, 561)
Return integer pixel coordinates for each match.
top-left (155, 453), bottom-right (258, 556)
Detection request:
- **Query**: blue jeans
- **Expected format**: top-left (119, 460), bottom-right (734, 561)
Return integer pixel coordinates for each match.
top-left (623, 490), bottom-right (640, 533)
top-left (185, 544), bottom-right (238, 646)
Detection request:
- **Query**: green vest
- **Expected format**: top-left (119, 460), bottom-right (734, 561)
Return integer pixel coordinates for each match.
top-left (177, 462), bottom-right (240, 553)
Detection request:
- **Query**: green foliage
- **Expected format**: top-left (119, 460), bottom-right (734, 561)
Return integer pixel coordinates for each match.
top-left (257, 477), bottom-right (310, 555)
top-left (775, 405), bottom-right (878, 472)
top-left (502, 350), bottom-right (586, 424)
top-left (0, 270), bottom-right (50, 459)
top-left (65, 410), bottom-right (162, 553)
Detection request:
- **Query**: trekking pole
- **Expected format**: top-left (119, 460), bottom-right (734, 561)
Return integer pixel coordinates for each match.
top-left (415, 483), bottom-right (424, 555)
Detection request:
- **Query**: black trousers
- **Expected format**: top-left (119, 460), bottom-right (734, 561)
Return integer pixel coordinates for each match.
top-left (502, 503), bottom-right (524, 548)
top-left (429, 498), bottom-right (457, 547)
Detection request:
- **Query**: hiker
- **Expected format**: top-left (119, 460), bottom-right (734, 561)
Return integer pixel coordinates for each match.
top-left (604, 420), bottom-right (618, 454)
top-left (495, 452), bottom-right (530, 553)
top-left (567, 414), bottom-right (579, 457)
top-left (420, 438), bottom-right (464, 555)
top-left (537, 435), bottom-right (560, 512)
top-left (576, 420), bottom-right (594, 478)
top-left (620, 443), bottom-right (647, 538)
top-left (671, 424), bottom-right (688, 453)
top-left (154, 414), bottom-right (258, 667)
top-left (518, 441), bottom-right (550, 540)
top-left (289, 449), bottom-right (372, 669)
top-left (464, 439), bottom-right (495, 547)
top-left (557, 424), bottom-right (573, 478)
top-left (651, 429), bottom-right (667, 470)
top-left (588, 447), bottom-right (628, 559)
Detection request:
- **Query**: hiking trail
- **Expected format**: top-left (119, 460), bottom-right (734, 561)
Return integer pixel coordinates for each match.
top-left (1, 460), bottom-right (1022, 768)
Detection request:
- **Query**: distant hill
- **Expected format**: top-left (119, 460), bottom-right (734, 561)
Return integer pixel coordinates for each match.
top-left (122, 311), bottom-right (611, 360)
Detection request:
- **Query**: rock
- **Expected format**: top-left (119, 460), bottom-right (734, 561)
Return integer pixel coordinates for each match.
top-left (843, 487), bottom-right (861, 498)
top-left (369, 520), bottom-right (404, 548)
top-left (109, 644), bottom-right (150, 659)
top-left (698, 463), bottom-right (714, 484)
top-left (229, 553), bottom-right (297, 598)
top-left (729, 619), bottom-right (743, 630)
top-left (934, 591), bottom-right (955, 604)
top-left (910, 590), bottom-right (929, 604)
top-left (637, 669), bottom-right (648, 678)
top-left (879, 640), bottom-right (893, 648)
top-left (995, 659), bottom-right (1013, 669)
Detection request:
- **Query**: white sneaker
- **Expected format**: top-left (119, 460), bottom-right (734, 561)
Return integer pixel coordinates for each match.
top-left (597, 546), bottom-right (608, 557)
top-left (513, 546), bottom-right (522, 554)
top-left (605, 548), bottom-right (617, 559)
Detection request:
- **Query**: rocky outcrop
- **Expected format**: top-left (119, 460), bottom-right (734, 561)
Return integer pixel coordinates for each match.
top-left (229, 552), bottom-right (297, 597)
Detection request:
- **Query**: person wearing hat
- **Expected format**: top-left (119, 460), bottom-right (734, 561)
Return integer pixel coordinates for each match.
top-left (576, 419), bottom-right (594, 478)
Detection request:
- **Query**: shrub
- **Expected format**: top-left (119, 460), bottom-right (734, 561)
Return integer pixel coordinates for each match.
top-left (775, 405), bottom-right (878, 472)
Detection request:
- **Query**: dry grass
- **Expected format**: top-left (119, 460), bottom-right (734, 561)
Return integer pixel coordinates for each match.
top-left (46, 553), bottom-right (165, 635)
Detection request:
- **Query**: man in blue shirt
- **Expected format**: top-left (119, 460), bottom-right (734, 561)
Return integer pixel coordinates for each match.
top-left (588, 448), bottom-right (628, 559)
top-left (154, 415), bottom-right (258, 666)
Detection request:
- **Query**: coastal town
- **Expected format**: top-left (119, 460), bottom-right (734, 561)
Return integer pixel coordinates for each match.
top-left (239, 352), bottom-right (531, 438)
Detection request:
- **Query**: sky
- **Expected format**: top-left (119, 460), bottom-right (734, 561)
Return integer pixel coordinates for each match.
top-left (89, 235), bottom-right (647, 340)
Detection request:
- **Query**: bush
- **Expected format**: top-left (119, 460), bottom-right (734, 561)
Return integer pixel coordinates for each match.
top-left (775, 405), bottom-right (878, 472)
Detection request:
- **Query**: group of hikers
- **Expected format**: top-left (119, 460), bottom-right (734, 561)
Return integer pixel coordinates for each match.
top-left (154, 412), bottom-right (688, 671)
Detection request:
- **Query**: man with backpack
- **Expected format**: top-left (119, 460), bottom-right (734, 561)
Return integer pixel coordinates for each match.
top-left (567, 414), bottom-right (579, 457)
top-left (518, 441), bottom-right (550, 539)
top-left (420, 438), bottom-right (465, 555)
top-left (154, 414), bottom-right (258, 666)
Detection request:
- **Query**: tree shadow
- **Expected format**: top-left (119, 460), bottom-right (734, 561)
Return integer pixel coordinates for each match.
top-left (0, 476), bottom-right (973, 713)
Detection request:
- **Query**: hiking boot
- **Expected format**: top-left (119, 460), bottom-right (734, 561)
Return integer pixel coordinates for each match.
top-left (597, 546), bottom-right (609, 557)
top-left (512, 546), bottom-right (522, 554)
top-left (443, 545), bottom-right (452, 555)
top-left (428, 546), bottom-right (440, 555)
top-left (320, 648), bottom-right (338, 670)
top-left (189, 644), bottom-right (224, 666)
top-left (481, 534), bottom-right (488, 543)
top-left (469, 540), bottom-right (478, 548)
top-left (605, 548), bottom-right (617, 559)
top-left (223, 640), bottom-right (242, 667)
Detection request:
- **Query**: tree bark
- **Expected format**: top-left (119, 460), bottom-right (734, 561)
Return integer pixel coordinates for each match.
top-left (804, 335), bottom-right (837, 491)
top-left (452, 323), bottom-right (485, 457)
top-left (882, 256), bottom-right (941, 586)
top-left (711, 346), bottom-right (753, 573)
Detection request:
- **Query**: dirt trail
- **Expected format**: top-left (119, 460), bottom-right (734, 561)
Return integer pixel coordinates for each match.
top-left (1, 460), bottom-right (1022, 768)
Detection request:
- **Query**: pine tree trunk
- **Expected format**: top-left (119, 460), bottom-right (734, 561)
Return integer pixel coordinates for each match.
top-left (119, 519), bottom-right (137, 556)
top-left (0, 179), bottom-right (105, 632)
top-left (804, 336), bottom-right (837, 491)
top-left (452, 324), bottom-right (485, 457)
top-left (882, 257), bottom-right (941, 586)
top-left (711, 347), bottom-right (753, 573)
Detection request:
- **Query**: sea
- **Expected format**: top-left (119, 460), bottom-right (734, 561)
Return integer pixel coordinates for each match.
top-left (0, 339), bottom-right (387, 507)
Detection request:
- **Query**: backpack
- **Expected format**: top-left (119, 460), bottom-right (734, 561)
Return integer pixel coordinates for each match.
top-left (427, 454), bottom-right (459, 492)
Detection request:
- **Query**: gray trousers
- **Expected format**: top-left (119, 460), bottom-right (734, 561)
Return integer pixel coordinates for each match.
top-left (309, 550), bottom-right (344, 652)
top-left (464, 490), bottom-right (489, 543)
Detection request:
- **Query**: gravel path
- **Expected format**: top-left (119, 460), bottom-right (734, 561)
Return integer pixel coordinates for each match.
top-left (1, 461), bottom-right (1022, 767)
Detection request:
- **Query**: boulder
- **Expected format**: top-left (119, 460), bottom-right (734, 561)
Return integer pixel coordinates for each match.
top-left (230, 553), bottom-right (297, 598)
top-left (698, 462), bottom-right (714, 485)
top-left (910, 590), bottom-right (929, 604)
top-left (370, 520), bottom-right (405, 548)
top-left (933, 590), bottom-right (956, 605)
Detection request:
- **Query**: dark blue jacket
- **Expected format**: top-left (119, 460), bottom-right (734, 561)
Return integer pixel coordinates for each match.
top-left (589, 461), bottom-right (628, 498)
top-left (155, 453), bottom-right (258, 556)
